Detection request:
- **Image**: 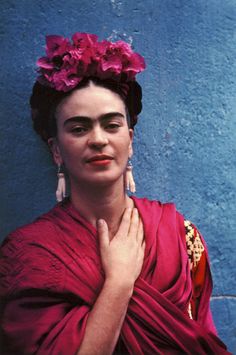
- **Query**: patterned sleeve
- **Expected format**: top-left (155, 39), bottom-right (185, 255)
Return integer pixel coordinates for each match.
top-left (184, 220), bottom-right (207, 320)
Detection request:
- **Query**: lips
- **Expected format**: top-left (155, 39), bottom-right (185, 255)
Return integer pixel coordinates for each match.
top-left (86, 154), bottom-right (114, 163)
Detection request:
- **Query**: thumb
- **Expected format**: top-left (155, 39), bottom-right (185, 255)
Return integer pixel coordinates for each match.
top-left (97, 219), bottom-right (109, 249)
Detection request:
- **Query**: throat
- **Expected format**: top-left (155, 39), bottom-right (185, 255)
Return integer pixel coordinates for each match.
top-left (70, 182), bottom-right (134, 237)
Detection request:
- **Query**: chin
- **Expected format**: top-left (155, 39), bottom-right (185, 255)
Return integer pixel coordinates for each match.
top-left (80, 172), bottom-right (125, 188)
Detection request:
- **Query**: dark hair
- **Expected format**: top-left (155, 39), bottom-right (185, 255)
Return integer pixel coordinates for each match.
top-left (30, 77), bottom-right (143, 142)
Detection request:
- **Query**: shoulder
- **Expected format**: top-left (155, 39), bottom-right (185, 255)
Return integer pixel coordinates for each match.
top-left (133, 196), bottom-right (208, 246)
top-left (1, 203), bottom-right (65, 249)
top-left (132, 196), bottom-right (177, 215)
top-left (133, 196), bottom-right (184, 226)
top-left (0, 204), bottom-right (66, 297)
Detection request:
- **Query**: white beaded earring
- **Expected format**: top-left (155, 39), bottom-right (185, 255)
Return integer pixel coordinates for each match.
top-left (56, 164), bottom-right (66, 202)
top-left (125, 159), bottom-right (136, 193)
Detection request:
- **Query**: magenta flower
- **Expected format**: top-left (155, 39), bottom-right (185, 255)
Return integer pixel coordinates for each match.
top-left (37, 57), bottom-right (54, 70)
top-left (99, 40), bottom-right (145, 79)
top-left (123, 52), bottom-right (146, 79)
top-left (49, 68), bottom-right (82, 92)
top-left (36, 32), bottom-right (146, 92)
top-left (45, 35), bottom-right (71, 59)
top-left (99, 41), bottom-right (129, 74)
top-left (72, 32), bottom-right (98, 49)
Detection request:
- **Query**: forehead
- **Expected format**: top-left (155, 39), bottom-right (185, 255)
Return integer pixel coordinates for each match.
top-left (56, 84), bottom-right (126, 122)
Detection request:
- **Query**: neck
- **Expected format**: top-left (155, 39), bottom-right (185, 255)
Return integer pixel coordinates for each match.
top-left (70, 178), bottom-right (134, 239)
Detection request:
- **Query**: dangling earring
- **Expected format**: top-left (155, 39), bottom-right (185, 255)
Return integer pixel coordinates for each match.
top-left (56, 164), bottom-right (66, 202)
top-left (125, 159), bottom-right (136, 193)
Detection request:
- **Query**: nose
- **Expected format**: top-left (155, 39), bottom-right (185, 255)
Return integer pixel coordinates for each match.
top-left (88, 127), bottom-right (109, 149)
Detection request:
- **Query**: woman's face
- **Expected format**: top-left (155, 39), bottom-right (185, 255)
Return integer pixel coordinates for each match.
top-left (50, 83), bottom-right (133, 190)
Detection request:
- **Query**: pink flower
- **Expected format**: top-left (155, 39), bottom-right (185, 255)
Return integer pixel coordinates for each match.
top-left (99, 41), bottom-right (129, 74)
top-left (36, 32), bottom-right (146, 92)
top-left (37, 56), bottom-right (54, 70)
top-left (50, 68), bottom-right (82, 92)
top-left (45, 35), bottom-right (71, 59)
top-left (93, 40), bottom-right (109, 58)
top-left (69, 48), bottom-right (92, 67)
top-left (123, 52), bottom-right (146, 79)
top-left (71, 33), bottom-right (99, 70)
top-left (98, 40), bottom-right (145, 79)
top-left (72, 32), bottom-right (98, 49)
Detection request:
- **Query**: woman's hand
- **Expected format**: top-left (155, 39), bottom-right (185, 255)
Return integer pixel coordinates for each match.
top-left (77, 208), bottom-right (144, 355)
top-left (97, 208), bottom-right (145, 288)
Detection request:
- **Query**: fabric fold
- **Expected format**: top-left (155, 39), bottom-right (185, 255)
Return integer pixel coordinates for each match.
top-left (0, 197), bottom-right (230, 354)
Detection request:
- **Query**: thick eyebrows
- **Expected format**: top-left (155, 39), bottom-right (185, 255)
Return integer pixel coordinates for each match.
top-left (63, 112), bottom-right (125, 126)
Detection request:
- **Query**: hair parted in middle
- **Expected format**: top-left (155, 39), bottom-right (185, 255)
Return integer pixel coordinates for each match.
top-left (30, 32), bottom-right (146, 142)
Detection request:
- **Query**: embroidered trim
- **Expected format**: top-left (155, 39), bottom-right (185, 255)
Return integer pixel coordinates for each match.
top-left (184, 220), bottom-right (205, 270)
top-left (184, 220), bottom-right (205, 320)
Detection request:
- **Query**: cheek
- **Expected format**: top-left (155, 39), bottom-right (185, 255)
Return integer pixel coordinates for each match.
top-left (116, 136), bottom-right (132, 160)
top-left (57, 138), bottom-right (82, 162)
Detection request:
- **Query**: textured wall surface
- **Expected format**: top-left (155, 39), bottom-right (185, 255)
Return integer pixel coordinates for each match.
top-left (0, 0), bottom-right (235, 351)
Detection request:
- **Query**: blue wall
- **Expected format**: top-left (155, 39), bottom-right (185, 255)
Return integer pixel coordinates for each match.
top-left (0, 0), bottom-right (235, 352)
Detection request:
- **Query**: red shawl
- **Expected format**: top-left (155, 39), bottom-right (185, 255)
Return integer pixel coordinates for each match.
top-left (0, 197), bottom-right (230, 354)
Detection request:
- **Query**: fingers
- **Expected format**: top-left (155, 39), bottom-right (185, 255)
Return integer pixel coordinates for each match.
top-left (137, 218), bottom-right (144, 244)
top-left (116, 207), bottom-right (144, 241)
top-left (116, 208), bottom-right (132, 238)
top-left (99, 207), bottom-right (145, 248)
top-left (128, 208), bottom-right (139, 238)
top-left (97, 219), bottom-right (109, 249)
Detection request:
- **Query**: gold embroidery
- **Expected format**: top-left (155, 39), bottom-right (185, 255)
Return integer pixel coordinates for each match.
top-left (184, 220), bottom-right (205, 270)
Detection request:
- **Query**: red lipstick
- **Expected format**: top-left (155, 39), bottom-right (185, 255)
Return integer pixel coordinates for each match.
top-left (89, 160), bottom-right (112, 166)
top-left (86, 154), bottom-right (113, 166)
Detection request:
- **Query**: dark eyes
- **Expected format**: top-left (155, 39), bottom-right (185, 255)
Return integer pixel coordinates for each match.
top-left (70, 126), bottom-right (88, 134)
top-left (106, 123), bottom-right (121, 130)
top-left (69, 122), bottom-right (121, 135)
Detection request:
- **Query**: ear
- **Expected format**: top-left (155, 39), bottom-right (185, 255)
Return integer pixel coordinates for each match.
top-left (128, 129), bottom-right (134, 158)
top-left (48, 137), bottom-right (63, 166)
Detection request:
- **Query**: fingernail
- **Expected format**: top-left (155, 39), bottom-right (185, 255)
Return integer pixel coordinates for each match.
top-left (97, 219), bottom-right (104, 226)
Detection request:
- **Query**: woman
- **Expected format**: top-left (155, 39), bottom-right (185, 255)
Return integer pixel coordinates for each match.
top-left (0, 33), bottom-right (230, 354)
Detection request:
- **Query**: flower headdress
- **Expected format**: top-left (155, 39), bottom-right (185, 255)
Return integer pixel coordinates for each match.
top-left (37, 33), bottom-right (146, 92)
